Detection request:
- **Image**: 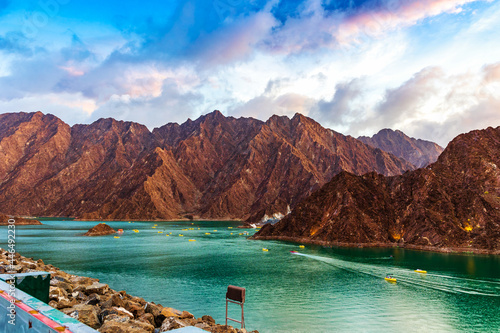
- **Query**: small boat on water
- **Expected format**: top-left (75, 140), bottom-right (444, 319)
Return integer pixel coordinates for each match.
top-left (415, 269), bottom-right (427, 274)
top-left (189, 239), bottom-right (196, 242)
top-left (133, 229), bottom-right (139, 233)
top-left (117, 229), bottom-right (124, 234)
top-left (114, 236), bottom-right (120, 239)
top-left (299, 245), bottom-right (305, 248)
top-left (290, 251), bottom-right (298, 254)
top-left (262, 248), bottom-right (269, 252)
top-left (385, 275), bottom-right (397, 283)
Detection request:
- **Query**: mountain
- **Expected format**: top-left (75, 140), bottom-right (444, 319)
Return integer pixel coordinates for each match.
top-left (358, 129), bottom-right (443, 168)
top-left (254, 126), bottom-right (500, 254)
top-left (0, 111), bottom-right (414, 221)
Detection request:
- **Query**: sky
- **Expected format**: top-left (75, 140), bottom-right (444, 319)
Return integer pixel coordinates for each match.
top-left (1, 0), bottom-right (500, 146)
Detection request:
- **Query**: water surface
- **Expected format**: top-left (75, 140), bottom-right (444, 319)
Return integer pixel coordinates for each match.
top-left (1, 220), bottom-right (499, 333)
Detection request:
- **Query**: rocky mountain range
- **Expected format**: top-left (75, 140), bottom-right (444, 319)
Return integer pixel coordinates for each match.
top-left (254, 126), bottom-right (500, 253)
top-left (0, 111), bottom-right (423, 221)
top-left (358, 129), bottom-right (443, 168)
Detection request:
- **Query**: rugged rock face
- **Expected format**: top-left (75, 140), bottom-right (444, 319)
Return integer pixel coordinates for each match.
top-left (358, 129), bottom-right (443, 168)
top-left (0, 213), bottom-right (42, 225)
top-left (0, 111), bottom-right (414, 221)
top-left (254, 126), bottom-right (500, 254)
top-left (83, 223), bottom-right (116, 236)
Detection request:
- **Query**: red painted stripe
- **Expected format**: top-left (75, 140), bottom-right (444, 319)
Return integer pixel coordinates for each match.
top-left (0, 290), bottom-right (73, 333)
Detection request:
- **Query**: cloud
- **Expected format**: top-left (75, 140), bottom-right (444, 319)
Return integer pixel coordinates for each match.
top-left (229, 92), bottom-right (316, 120)
top-left (0, 31), bottom-right (36, 56)
top-left (264, 0), bottom-right (482, 54)
top-left (332, 63), bottom-right (500, 145)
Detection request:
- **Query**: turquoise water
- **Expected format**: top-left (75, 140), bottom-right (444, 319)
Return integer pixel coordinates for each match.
top-left (1, 220), bottom-right (500, 333)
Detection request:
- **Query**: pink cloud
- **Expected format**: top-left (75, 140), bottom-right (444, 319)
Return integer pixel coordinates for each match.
top-left (268, 0), bottom-right (481, 52)
top-left (337, 0), bottom-right (479, 44)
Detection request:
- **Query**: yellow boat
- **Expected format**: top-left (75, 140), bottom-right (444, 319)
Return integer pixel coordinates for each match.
top-left (189, 239), bottom-right (196, 242)
top-left (415, 269), bottom-right (427, 274)
top-left (299, 245), bottom-right (305, 248)
top-left (158, 231), bottom-right (163, 233)
top-left (114, 236), bottom-right (120, 239)
top-left (133, 230), bottom-right (139, 233)
top-left (205, 233), bottom-right (211, 235)
top-left (179, 234), bottom-right (184, 237)
top-left (262, 248), bottom-right (269, 252)
top-left (385, 275), bottom-right (397, 283)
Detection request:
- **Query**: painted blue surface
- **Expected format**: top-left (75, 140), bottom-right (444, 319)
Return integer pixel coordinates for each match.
top-left (0, 280), bottom-right (98, 333)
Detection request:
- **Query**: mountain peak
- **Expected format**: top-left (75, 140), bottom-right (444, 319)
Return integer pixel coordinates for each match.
top-left (358, 129), bottom-right (443, 168)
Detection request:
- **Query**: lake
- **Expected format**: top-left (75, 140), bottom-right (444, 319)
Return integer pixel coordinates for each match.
top-left (1, 220), bottom-right (499, 333)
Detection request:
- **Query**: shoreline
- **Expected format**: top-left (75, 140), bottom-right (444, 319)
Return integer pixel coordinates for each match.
top-left (251, 235), bottom-right (500, 255)
top-left (0, 249), bottom-right (258, 333)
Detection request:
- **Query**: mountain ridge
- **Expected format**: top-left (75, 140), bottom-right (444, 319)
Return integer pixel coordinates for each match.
top-left (0, 111), bottom-right (428, 221)
top-left (254, 126), bottom-right (500, 253)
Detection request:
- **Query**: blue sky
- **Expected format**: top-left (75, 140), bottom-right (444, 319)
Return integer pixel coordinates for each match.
top-left (1, 0), bottom-right (500, 145)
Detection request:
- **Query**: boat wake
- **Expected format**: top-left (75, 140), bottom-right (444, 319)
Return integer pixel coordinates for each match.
top-left (292, 252), bottom-right (500, 297)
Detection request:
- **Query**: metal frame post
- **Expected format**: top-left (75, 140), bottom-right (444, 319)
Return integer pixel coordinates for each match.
top-left (225, 285), bottom-right (245, 329)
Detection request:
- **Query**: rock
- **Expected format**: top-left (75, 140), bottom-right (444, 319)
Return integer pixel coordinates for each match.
top-left (99, 319), bottom-right (154, 333)
top-left (67, 304), bottom-right (100, 329)
top-left (86, 293), bottom-right (101, 305)
top-left (180, 310), bottom-right (194, 319)
top-left (86, 282), bottom-right (109, 295)
top-left (159, 317), bottom-right (187, 331)
top-left (56, 297), bottom-right (78, 309)
top-left (110, 293), bottom-right (125, 308)
top-left (21, 260), bottom-right (37, 269)
top-left (71, 276), bottom-right (94, 286)
top-left (138, 313), bottom-right (155, 327)
top-left (0, 213), bottom-right (42, 225)
top-left (84, 223), bottom-right (116, 236)
top-left (125, 301), bottom-right (145, 317)
top-left (49, 286), bottom-right (68, 300)
top-left (50, 279), bottom-right (73, 293)
top-left (195, 322), bottom-right (211, 330)
top-left (145, 302), bottom-right (165, 326)
top-left (210, 325), bottom-right (238, 333)
top-left (202, 315), bottom-right (216, 324)
top-left (72, 291), bottom-right (87, 301)
top-left (161, 307), bottom-right (181, 318)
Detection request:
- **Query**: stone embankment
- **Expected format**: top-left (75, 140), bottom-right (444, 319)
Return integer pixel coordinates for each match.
top-left (0, 249), bottom-right (258, 333)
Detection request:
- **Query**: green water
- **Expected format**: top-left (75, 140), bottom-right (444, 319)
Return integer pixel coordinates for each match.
top-left (1, 220), bottom-right (500, 333)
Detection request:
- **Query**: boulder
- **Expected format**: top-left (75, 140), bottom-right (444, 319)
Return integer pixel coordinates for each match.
top-left (210, 325), bottom-right (238, 333)
top-left (125, 301), bottom-right (145, 317)
top-left (202, 315), bottom-right (216, 324)
top-left (161, 307), bottom-right (181, 318)
top-left (138, 313), bottom-right (155, 327)
top-left (180, 310), bottom-right (194, 319)
top-left (159, 317), bottom-right (187, 331)
top-left (56, 297), bottom-right (78, 309)
top-left (84, 223), bottom-right (116, 236)
top-left (99, 319), bottom-right (154, 333)
top-left (86, 293), bottom-right (101, 305)
top-left (67, 304), bottom-right (100, 329)
top-left (85, 282), bottom-right (109, 295)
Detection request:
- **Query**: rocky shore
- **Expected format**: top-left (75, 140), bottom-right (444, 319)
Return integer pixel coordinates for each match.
top-left (251, 235), bottom-right (500, 255)
top-left (0, 249), bottom-right (258, 333)
top-left (0, 213), bottom-right (42, 225)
